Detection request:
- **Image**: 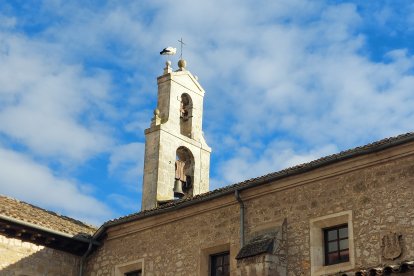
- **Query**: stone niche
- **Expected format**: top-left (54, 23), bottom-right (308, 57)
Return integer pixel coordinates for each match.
top-left (236, 220), bottom-right (287, 276)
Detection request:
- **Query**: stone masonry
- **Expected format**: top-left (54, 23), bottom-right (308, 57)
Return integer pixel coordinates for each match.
top-left (85, 136), bottom-right (414, 275)
top-left (0, 235), bottom-right (80, 276)
top-left (0, 195), bottom-right (95, 276)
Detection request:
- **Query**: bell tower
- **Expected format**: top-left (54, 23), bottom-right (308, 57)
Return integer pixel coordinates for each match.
top-left (141, 59), bottom-right (211, 210)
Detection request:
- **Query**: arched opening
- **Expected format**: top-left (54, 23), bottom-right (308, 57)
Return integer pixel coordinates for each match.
top-left (174, 146), bottom-right (195, 198)
top-left (180, 93), bottom-right (193, 138)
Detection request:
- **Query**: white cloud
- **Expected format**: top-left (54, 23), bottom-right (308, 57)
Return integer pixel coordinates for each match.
top-left (108, 142), bottom-right (145, 187)
top-left (107, 193), bottom-right (140, 212)
top-left (214, 140), bottom-right (338, 187)
top-left (0, 31), bottom-right (113, 162)
top-left (0, 147), bottom-right (112, 225)
top-left (1, 0), bottom-right (414, 217)
top-left (194, 2), bottom-right (414, 148)
top-left (0, 15), bottom-right (16, 29)
top-left (123, 110), bottom-right (153, 134)
top-left (61, 0), bottom-right (412, 190)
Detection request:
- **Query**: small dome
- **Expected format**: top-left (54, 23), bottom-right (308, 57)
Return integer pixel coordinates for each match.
top-left (154, 108), bottom-right (160, 116)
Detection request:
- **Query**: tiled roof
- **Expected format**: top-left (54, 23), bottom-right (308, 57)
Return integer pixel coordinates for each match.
top-left (236, 236), bottom-right (274, 260)
top-left (0, 195), bottom-right (96, 236)
top-left (101, 132), bottom-right (414, 229)
top-left (355, 260), bottom-right (414, 275)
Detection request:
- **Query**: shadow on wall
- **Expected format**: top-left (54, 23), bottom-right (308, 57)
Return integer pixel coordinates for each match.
top-left (0, 237), bottom-right (80, 276)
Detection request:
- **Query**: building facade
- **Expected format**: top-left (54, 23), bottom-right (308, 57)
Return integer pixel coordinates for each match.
top-left (1, 60), bottom-right (414, 276)
top-left (0, 195), bottom-right (96, 275)
top-left (84, 132), bottom-right (414, 276)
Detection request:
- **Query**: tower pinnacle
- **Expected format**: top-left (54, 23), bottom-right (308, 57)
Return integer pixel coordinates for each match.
top-left (178, 59), bottom-right (187, 71)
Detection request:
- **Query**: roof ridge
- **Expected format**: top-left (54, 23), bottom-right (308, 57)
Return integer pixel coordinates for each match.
top-left (104, 131), bottom-right (414, 227)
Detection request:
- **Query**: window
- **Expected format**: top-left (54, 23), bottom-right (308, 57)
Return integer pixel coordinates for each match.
top-left (114, 259), bottom-right (144, 276)
top-left (179, 93), bottom-right (193, 138)
top-left (310, 211), bottom-right (354, 276)
top-left (324, 224), bottom-right (349, 265)
top-left (210, 252), bottom-right (230, 276)
top-left (125, 271), bottom-right (141, 276)
top-left (200, 243), bottom-right (230, 276)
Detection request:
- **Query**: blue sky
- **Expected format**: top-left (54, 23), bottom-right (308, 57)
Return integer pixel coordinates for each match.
top-left (1, 1), bottom-right (414, 225)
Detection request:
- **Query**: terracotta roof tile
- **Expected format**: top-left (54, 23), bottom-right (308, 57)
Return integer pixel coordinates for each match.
top-left (355, 260), bottom-right (414, 275)
top-left (0, 195), bottom-right (96, 236)
top-left (236, 237), bottom-right (274, 259)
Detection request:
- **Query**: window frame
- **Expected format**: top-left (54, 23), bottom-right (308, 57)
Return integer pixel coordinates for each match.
top-left (210, 251), bottom-right (230, 276)
top-left (323, 224), bottom-right (349, 265)
top-left (309, 210), bottom-right (355, 276)
top-left (124, 270), bottom-right (142, 276)
top-left (114, 259), bottom-right (144, 276)
top-left (199, 243), bottom-right (230, 276)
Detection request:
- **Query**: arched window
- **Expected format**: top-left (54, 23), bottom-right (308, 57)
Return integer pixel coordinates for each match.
top-left (180, 93), bottom-right (193, 138)
top-left (174, 146), bottom-right (195, 198)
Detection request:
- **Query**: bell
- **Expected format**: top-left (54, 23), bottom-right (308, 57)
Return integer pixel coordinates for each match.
top-left (173, 179), bottom-right (185, 198)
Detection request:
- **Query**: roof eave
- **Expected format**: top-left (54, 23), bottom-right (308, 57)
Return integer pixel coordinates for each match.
top-left (99, 132), bottom-right (414, 232)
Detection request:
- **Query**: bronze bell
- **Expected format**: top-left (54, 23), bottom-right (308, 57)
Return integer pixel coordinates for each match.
top-left (173, 179), bottom-right (185, 198)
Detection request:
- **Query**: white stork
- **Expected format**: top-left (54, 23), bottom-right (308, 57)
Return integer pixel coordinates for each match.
top-left (160, 47), bottom-right (177, 55)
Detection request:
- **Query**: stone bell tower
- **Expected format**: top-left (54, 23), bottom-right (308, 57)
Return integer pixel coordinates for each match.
top-left (141, 59), bottom-right (211, 210)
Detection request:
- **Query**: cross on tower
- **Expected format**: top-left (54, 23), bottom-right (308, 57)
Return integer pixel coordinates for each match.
top-left (178, 38), bottom-right (186, 59)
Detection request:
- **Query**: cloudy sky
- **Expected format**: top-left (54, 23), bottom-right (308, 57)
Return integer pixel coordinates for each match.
top-left (1, 1), bottom-right (413, 225)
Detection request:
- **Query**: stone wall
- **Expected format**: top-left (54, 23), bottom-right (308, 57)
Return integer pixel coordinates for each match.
top-left (86, 142), bottom-right (414, 275)
top-left (0, 235), bottom-right (80, 276)
top-left (87, 200), bottom-right (241, 275)
top-left (237, 255), bottom-right (282, 276)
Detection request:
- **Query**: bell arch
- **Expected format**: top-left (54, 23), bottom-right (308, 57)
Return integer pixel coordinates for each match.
top-left (180, 93), bottom-right (193, 138)
top-left (174, 146), bottom-right (195, 198)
